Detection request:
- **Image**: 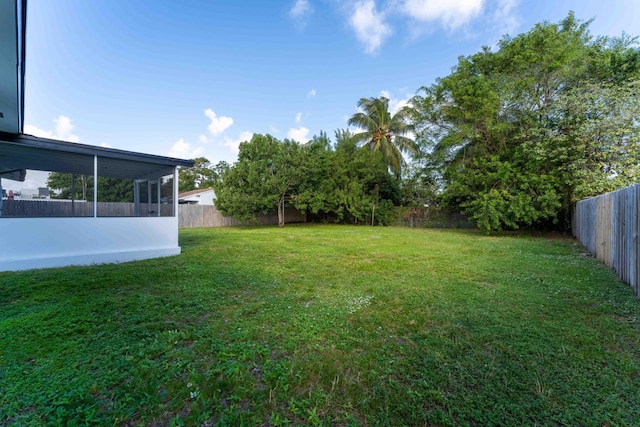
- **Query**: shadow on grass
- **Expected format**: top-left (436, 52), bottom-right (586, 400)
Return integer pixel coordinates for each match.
top-left (0, 233), bottom-right (281, 425)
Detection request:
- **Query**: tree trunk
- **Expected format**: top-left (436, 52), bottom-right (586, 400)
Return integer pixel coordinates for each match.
top-left (372, 183), bottom-right (380, 226)
top-left (278, 193), bottom-right (285, 228)
top-left (81, 175), bottom-right (88, 201)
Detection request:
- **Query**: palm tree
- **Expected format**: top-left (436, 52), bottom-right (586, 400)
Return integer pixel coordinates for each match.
top-left (347, 96), bottom-right (418, 178)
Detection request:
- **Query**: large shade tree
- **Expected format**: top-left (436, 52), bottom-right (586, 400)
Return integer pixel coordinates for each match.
top-left (214, 134), bottom-right (305, 227)
top-left (348, 96), bottom-right (418, 178)
top-left (178, 157), bottom-right (219, 193)
top-left (411, 12), bottom-right (640, 232)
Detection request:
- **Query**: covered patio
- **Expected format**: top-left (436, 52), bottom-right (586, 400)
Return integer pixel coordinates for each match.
top-left (0, 0), bottom-right (194, 271)
top-left (0, 132), bottom-right (193, 271)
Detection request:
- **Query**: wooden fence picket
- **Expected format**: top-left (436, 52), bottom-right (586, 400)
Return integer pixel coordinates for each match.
top-left (574, 183), bottom-right (640, 298)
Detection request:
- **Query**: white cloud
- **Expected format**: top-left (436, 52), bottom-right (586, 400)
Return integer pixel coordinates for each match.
top-left (198, 134), bottom-right (210, 144)
top-left (391, 98), bottom-right (410, 114)
top-left (490, 0), bottom-right (519, 37)
top-left (24, 115), bottom-right (80, 142)
top-left (295, 112), bottom-right (302, 124)
top-left (0, 170), bottom-right (51, 192)
top-left (306, 88), bottom-right (316, 98)
top-left (290, 0), bottom-right (313, 28)
top-left (380, 90), bottom-right (412, 115)
top-left (204, 108), bottom-right (233, 136)
top-left (350, 0), bottom-right (392, 54)
top-left (168, 138), bottom-right (205, 159)
top-left (100, 142), bottom-right (112, 148)
top-left (287, 126), bottom-right (310, 144)
top-left (222, 131), bottom-right (254, 155)
top-left (24, 124), bottom-right (54, 139)
top-left (402, 0), bottom-right (484, 30)
top-left (53, 116), bottom-right (80, 142)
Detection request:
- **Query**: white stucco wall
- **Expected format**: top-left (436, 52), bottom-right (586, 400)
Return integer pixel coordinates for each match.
top-left (0, 217), bottom-right (181, 271)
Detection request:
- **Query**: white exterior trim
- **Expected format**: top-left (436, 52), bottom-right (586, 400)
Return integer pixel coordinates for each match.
top-left (0, 216), bottom-right (181, 271)
top-left (173, 168), bottom-right (179, 216)
top-left (93, 155), bottom-right (98, 217)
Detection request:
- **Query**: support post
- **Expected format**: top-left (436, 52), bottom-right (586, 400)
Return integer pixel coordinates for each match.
top-left (134, 180), bottom-right (140, 217)
top-left (93, 156), bottom-right (98, 218)
top-left (173, 168), bottom-right (178, 218)
top-left (156, 178), bottom-right (161, 217)
top-left (71, 173), bottom-right (75, 217)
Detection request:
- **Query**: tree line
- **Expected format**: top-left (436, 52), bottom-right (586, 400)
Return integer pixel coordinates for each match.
top-left (181, 13), bottom-right (640, 231)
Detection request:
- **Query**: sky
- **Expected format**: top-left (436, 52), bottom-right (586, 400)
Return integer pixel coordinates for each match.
top-left (21, 0), bottom-right (640, 168)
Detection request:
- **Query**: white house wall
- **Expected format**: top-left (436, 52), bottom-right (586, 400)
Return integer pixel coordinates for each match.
top-left (180, 190), bottom-right (216, 205)
top-left (0, 217), bottom-right (180, 271)
top-left (197, 191), bottom-right (216, 205)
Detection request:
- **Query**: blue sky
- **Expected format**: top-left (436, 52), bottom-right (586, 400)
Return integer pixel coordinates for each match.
top-left (23, 0), bottom-right (640, 166)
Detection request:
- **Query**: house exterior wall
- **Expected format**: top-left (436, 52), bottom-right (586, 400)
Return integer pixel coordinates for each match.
top-left (194, 190), bottom-right (215, 205)
top-left (180, 190), bottom-right (216, 205)
top-left (0, 216), bottom-right (180, 271)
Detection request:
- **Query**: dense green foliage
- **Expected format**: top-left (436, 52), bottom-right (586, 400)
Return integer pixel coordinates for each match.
top-left (411, 13), bottom-right (640, 231)
top-left (214, 131), bottom-right (402, 226)
top-left (47, 172), bottom-right (93, 200)
top-left (214, 134), bottom-right (306, 227)
top-left (2, 226), bottom-right (639, 425)
top-left (96, 177), bottom-right (135, 202)
top-left (47, 173), bottom-right (134, 202)
top-left (177, 157), bottom-right (223, 193)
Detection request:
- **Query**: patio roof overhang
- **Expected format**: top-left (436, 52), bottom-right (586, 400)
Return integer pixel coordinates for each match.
top-left (0, 131), bottom-right (194, 181)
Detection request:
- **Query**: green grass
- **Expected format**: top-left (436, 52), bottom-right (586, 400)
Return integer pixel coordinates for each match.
top-left (1, 225), bottom-right (639, 426)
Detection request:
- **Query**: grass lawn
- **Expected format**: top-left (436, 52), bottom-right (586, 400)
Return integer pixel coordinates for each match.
top-left (1, 225), bottom-right (639, 426)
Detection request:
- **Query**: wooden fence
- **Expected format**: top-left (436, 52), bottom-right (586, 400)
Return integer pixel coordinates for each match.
top-left (0, 200), bottom-right (306, 227)
top-left (178, 204), bottom-right (307, 228)
top-left (1, 200), bottom-right (173, 217)
top-left (573, 183), bottom-right (639, 298)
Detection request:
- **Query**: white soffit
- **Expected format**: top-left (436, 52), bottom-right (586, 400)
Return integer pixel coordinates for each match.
top-left (0, 0), bottom-right (21, 134)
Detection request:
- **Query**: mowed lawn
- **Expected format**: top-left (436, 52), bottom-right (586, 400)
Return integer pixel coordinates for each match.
top-left (1, 225), bottom-right (639, 426)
